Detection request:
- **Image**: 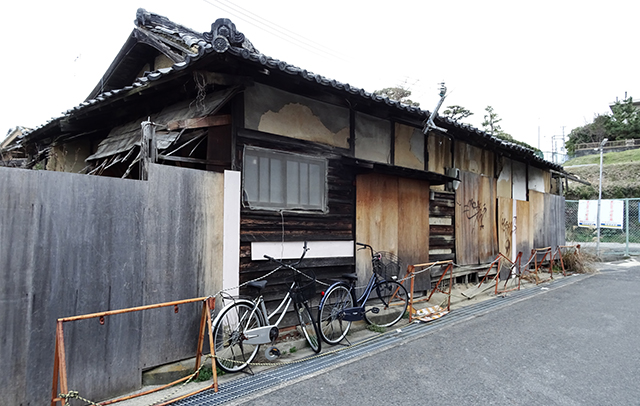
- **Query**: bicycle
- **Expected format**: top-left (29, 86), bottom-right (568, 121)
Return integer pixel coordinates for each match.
top-left (212, 243), bottom-right (321, 373)
top-left (317, 242), bottom-right (409, 345)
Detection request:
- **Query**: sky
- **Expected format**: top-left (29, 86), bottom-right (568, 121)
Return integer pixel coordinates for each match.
top-left (1, 0), bottom-right (638, 161)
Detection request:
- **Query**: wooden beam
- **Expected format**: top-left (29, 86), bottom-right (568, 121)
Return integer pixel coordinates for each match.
top-left (167, 115), bottom-right (231, 131)
top-left (157, 154), bottom-right (229, 167)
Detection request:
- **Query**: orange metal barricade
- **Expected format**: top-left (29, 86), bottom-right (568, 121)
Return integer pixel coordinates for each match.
top-left (475, 252), bottom-right (523, 295)
top-left (403, 260), bottom-right (453, 322)
top-left (51, 296), bottom-right (218, 406)
top-left (522, 247), bottom-right (555, 285)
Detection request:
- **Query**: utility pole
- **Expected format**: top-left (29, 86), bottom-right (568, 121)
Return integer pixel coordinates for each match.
top-left (596, 138), bottom-right (608, 258)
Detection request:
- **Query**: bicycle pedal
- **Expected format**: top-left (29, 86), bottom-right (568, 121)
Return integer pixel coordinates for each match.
top-left (265, 346), bottom-right (280, 361)
top-left (370, 307), bottom-right (380, 314)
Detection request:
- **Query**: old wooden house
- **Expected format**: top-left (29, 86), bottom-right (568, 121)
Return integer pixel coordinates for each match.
top-left (0, 9), bottom-right (573, 404)
top-left (11, 9), bottom-right (567, 297)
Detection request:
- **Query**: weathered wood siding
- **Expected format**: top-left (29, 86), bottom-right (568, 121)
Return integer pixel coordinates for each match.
top-left (0, 164), bottom-right (224, 405)
top-left (530, 190), bottom-right (566, 250)
top-left (356, 173), bottom-right (431, 291)
top-left (429, 191), bottom-right (455, 262)
top-left (455, 171), bottom-right (498, 265)
top-left (237, 130), bottom-right (355, 307)
top-left (498, 196), bottom-right (514, 256)
top-left (515, 199), bottom-right (532, 257)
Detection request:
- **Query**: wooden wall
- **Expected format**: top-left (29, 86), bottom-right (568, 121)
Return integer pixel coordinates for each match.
top-left (455, 171), bottom-right (498, 265)
top-left (0, 164), bottom-right (224, 405)
top-left (429, 191), bottom-right (455, 262)
top-left (356, 173), bottom-right (431, 291)
top-left (236, 130), bottom-right (355, 307)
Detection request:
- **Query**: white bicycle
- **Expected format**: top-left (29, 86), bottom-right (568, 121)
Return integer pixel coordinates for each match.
top-left (212, 243), bottom-right (321, 373)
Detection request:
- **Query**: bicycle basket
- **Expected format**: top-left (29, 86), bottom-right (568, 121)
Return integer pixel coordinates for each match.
top-left (288, 270), bottom-right (316, 304)
top-left (373, 252), bottom-right (403, 281)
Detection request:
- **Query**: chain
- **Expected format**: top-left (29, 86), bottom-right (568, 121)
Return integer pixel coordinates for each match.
top-left (147, 355), bottom-right (212, 406)
top-left (58, 356), bottom-right (214, 406)
top-left (59, 390), bottom-right (101, 406)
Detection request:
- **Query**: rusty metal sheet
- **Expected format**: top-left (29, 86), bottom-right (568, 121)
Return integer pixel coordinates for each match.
top-left (86, 87), bottom-right (237, 161)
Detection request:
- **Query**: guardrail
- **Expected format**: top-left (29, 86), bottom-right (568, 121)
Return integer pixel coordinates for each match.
top-left (575, 139), bottom-right (637, 150)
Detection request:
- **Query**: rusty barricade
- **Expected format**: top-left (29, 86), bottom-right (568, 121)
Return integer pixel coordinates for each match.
top-left (51, 296), bottom-right (218, 406)
top-left (476, 252), bottom-right (523, 295)
top-left (402, 260), bottom-right (454, 322)
top-left (521, 247), bottom-right (555, 285)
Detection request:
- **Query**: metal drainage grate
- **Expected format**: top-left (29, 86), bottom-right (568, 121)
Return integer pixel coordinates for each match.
top-left (176, 273), bottom-right (590, 405)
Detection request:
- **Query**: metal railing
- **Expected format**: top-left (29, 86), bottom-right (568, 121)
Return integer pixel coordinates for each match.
top-left (565, 199), bottom-right (640, 257)
top-left (574, 139), bottom-right (637, 151)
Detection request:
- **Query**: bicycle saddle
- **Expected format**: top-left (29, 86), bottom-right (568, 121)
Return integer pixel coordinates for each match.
top-left (247, 280), bottom-right (268, 290)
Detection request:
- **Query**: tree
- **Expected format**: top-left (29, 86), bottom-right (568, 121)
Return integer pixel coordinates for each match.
top-left (606, 97), bottom-right (640, 140)
top-left (481, 106), bottom-right (502, 135)
top-left (565, 114), bottom-right (609, 155)
top-left (374, 86), bottom-right (420, 107)
top-left (442, 105), bottom-right (473, 122)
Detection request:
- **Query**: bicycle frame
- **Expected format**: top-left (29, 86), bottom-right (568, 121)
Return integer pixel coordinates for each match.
top-left (237, 278), bottom-right (298, 345)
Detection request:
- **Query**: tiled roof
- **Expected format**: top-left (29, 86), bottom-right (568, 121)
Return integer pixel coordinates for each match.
top-left (22, 8), bottom-right (562, 171)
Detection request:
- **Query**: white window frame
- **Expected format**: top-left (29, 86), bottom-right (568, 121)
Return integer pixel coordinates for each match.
top-left (242, 146), bottom-right (328, 212)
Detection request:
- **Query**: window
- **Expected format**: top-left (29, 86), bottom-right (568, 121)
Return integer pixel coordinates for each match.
top-left (243, 146), bottom-right (327, 211)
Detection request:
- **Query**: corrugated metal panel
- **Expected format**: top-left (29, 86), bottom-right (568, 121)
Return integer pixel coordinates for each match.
top-left (86, 87), bottom-right (237, 161)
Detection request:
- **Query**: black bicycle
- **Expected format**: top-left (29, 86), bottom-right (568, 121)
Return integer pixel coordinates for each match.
top-left (317, 242), bottom-right (409, 345)
top-left (212, 243), bottom-right (321, 373)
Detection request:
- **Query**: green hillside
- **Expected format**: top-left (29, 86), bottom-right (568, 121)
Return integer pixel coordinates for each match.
top-left (563, 148), bottom-right (640, 199)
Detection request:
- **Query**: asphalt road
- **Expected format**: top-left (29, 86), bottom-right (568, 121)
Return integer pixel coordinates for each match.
top-left (232, 260), bottom-right (640, 405)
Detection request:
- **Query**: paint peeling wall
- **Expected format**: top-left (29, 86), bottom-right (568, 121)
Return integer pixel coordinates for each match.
top-left (528, 166), bottom-right (550, 193)
top-left (46, 139), bottom-right (92, 173)
top-left (394, 123), bottom-right (424, 170)
top-left (512, 160), bottom-right (527, 201)
top-left (454, 141), bottom-right (494, 176)
top-left (354, 112), bottom-right (391, 163)
top-left (427, 132), bottom-right (451, 175)
top-left (244, 83), bottom-right (350, 149)
top-left (497, 156), bottom-right (512, 198)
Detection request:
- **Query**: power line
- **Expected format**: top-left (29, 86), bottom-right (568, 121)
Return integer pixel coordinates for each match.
top-left (200, 0), bottom-right (349, 62)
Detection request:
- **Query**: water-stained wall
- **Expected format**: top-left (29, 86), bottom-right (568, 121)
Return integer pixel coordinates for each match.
top-left (244, 83), bottom-right (350, 149)
top-left (354, 112), bottom-right (391, 163)
top-left (427, 131), bottom-right (451, 175)
top-left (394, 123), bottom-right (424, 170)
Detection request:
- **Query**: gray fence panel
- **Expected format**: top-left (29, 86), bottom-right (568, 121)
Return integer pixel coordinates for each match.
top-left (0, 165), bottom-right (224, 405)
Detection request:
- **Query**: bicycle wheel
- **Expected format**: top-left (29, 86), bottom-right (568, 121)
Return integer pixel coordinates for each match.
top-left (295, 301), bottom-right (321, 353)
top-left (364, 280), bottom-right (408, 327)
top-left (318, 283), bottom-right (354, 345)
top-left (212, 299), bottom-right (264, 373)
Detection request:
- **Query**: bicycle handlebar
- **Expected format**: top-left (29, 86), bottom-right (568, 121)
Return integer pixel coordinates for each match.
top-left (263, 242), bottom-right (309, 268)
top-left (356, 241), bottom-right (375, 257)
